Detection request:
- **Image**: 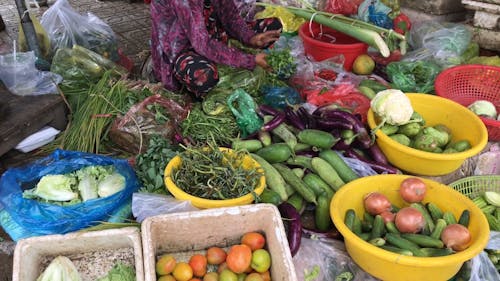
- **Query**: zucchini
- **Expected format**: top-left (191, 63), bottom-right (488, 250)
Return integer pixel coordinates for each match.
top-left (379, 245), bottom-right (413, 256)
top-left (385, 233), bottom-right (426, 257)
top-left (286, 193), bottom-right (305, 213)
top-left (259, 188), bottom-right (282, 205)
top-left (443, 211), bottom-right (457, 225)
top-left (231, 139), bottom-right (263, 152)
top-left (458, 210), bottom-right (470, 227)
top-left (426, 202), bottom-right (444, 222)
top-left (431, 219), bottom-right (447, 240)
top-left (319, 150), bottom-right (359, 183)
top-left (303, 173), bottom-right (335, 198)
top-left (472, 196), bottom-right (488, 209)
top-left (286, 156), bottom-right (313, 170)
top-left (297, 129), bottom-right (337, 149)
top-left (370, 215), bottom-right (385, 240)
top-left (421, 248), bottom-right (454, 257)
top-left (273, 163), bottom-right (317, 204)
top-left (481, 205), bottom-right (496, 215)
top-left (271, 123), bottom-right (297, 150)
top-left (255, 143), bottom-right (292, 163)
top-left (485, 213), bottom-right (500, 231)
top-left (251, 153), bottom-right (288, 201)
top-left (401, 234), bottom-right (444, 248)
top-left (311, 157), bottom-right (345, 191)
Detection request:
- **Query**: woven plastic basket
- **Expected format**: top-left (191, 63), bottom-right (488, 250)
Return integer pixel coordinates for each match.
top-left (449, 175), bottom-right (500, 199)
top-left (435, 65), bottom-right (500, 141)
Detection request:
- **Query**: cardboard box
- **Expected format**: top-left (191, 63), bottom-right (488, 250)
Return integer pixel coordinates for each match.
top-left (12, 227), bottom-right (144, 281)
top-left (142, 204), bottom-right (298, 281)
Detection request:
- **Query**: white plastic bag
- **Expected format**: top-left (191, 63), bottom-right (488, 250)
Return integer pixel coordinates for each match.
top-left (467, 231), bottom-right (500, 281)
top-left (131, 193), bottom-right (198, 222)
top-left (41, 0), bottom-right (119, 61)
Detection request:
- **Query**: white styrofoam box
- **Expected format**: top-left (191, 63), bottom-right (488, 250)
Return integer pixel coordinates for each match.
top-left (473, 10), bottom-right (500, 29)
top-left (463, 0), bottom-right (500, 13)
top-left (12, 227), bottom-right (144, 281)
top-left (142, 204), bottom-right (298, 281)
top-left (15, 126), bottom-right (60, 153)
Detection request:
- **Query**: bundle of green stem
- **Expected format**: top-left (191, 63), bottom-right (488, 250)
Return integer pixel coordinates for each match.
top-left (256, 3), bottom-right (407, 57)
top-left (44, 71), bottom-right (132, 154)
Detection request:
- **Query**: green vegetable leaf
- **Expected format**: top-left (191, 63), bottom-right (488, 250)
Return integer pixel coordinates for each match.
top-left (304, 265), bottom-right (320, 281)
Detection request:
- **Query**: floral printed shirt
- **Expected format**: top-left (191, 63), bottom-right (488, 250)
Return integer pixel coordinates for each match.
top-left (150, 0), bottom-right (257, 91)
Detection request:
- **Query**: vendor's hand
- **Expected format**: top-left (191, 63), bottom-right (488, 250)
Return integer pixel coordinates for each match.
top-left (255, 53), bottom-right (272, 72)
top-left (249, 30), bottom-right (281, 48)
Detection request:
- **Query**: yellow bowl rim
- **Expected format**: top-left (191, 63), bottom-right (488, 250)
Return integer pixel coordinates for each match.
top-left (367, 93), bottom-right (488, 161)
top-left (164, 147), bottom-right (266, 208)
top-left (331, 174), bottom-right (490, 267)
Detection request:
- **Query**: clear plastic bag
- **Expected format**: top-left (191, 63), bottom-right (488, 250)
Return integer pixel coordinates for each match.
top-left (466, 231), bottom-right (500, 281)
top-left (293, 237), bottom-right (379, 280)
top-left (40, 0), bottom-right (119, 61)
top-left (131, 193), bottom-right (198, 223)
top-left (385, 60), bottom-right (441, 93)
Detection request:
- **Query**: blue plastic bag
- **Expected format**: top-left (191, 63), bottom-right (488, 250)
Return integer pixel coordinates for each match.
top-left (0, 149), bottom-right (140, 240)
top-left (262, 86), bottom-right (302, 109)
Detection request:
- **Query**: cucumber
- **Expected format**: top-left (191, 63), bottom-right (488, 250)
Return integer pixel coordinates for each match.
top-left (292, 168), bottom-right (305, 179)
top-left (359, 79), bottom-right (388, 92)
top-left (271, 123), bottom-right (297, 150)
top-left (284, 182), bottom-right (295, 197)
top-left (231, 139), bottom-right (263, 152)
top-left (370, 215), bottom-right (385, 239)
top-left (369, 237), bottom-right (386, 247)
top-left (311, 157), bottom-right (345, 191)
top-left (411, 203), bottom-right (435, 234)
top-left (401, 234), bottom-right (444, 248)
top-left (315, 194), bottom-right (332, 231)
top-left (352, 212), bottom-right (363, 235)
top-left (385, 233), bottom-right (426, 257)
top-left (319, 150), bottom-right (359, 183)
top-left (472, 196), bottom-right (488, 209)
top-left (303, 173), bottom-right (335, 198)
top-left (362, 220), bottom-right (373, 232)
top-left (345, 209), bottom-right (356, 231)
top-left (431, 219), bottom-right (447, 240)
top-left (458, 210), bottom-right (470, 227)
top-left (255, 143), bottom-right (292, 163)
top-left (286, 193), bottom-right (305, 213)
top-left (358, 86), bottom-right (376, 100)
top-left (379, 245), bottom-right (414, 256)
top-left (443, 211), bottom-right (457, 225)
top-left (385, 221), bottom-right (400, 234)
top-left (481, 205), bottom-right (496, 214)
top-left (426, 202), bottom-right (444, 222)
top-left (297, 129), bottom-right (337, 149)
top-left (286, 156), bottom-right (313, 170)
top-left (293, 142), bottom-right (312, 152)
top-left (273, 163), bottom-right (317, 204)
top-left (358, 232), bottom-right (371, 241)
top-left (420, 248), bottom-right (454, 257)
top-left (251, 153), bottom-right (288, 201)
top-left (259, 188), bottom-right (282, 205)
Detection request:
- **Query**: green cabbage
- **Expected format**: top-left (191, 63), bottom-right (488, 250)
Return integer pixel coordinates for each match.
top-left (31, 174), bottom-right (79, 202)
top-left (37, 256), bottom-right (82, 281)
top-left (97, 172), bottom-right (126, 198)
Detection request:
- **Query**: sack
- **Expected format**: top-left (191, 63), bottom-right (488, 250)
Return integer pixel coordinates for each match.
top-left (41, 0), bottom-right (119, 61)
top-left (0, 149), bottom-right (140, 240)
top-left (109, 94), bottom-right (190, 154)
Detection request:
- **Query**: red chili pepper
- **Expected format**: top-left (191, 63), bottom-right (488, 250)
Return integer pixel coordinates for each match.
top-left (393, 13), bottom-right (411, 35)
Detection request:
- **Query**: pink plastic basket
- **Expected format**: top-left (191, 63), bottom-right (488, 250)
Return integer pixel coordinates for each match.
top-left (435, 64), bottom-right (500, 141)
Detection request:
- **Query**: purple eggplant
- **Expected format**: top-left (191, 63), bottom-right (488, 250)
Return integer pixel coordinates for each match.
top-left (284, 106), bottom-right (306, 130)
top-left (262, 112), bottom-right (286, 132)
top-left (278, 202), bottom-right (302, 257)
top-left (344, 148), bottom-right (399, 174)
top-left (297, 106), bottom-right (316, 129)
top-left (318, 110), bottom-right (372, 149)
top-left (368, 143), bottom-right (389, 165)
top-left (315, 118), bottom-right (353, 131)
top-left (258, 104), bottom-right (281, 116)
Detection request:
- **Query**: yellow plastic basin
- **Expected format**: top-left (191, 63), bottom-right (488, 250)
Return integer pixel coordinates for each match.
top-left (367, 93), bottom-right (488, 176)
top-left (164, 147), bottom-right (265, 209)
top-left (330, 174), bottom-right (490, 281)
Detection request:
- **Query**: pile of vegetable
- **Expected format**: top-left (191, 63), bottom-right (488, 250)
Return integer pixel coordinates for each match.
top-left (372, 90), bottom-right (472, 153)
top-left (172, 143), bottom-right (263, 200)
top-left (23, 165), bottom-right (125, 204)
top-left (346, 177), bottom-right (472, 257)
top-left (265, 48), bottom-right (297, 80)
top-left (471, 191), bottom-right (500, 231)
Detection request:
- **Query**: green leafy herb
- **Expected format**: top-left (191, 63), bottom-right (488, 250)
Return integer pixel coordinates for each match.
top-left (304, 265), bottom-right (320, 281)
top-left (96, 262), bottom-right (135, 281)
top-left (265, 49), bottom-right (297, 80)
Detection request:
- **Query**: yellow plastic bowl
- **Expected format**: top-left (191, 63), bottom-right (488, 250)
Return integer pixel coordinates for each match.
top-left (330, 174), bottom-right (490, 281)
top-left (164, 147), bottom-right (266, 209)
top-left (367, 93), bottom-right (488, 176)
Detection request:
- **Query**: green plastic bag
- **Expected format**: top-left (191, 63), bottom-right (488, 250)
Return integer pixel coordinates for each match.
top-left (227, 89), bottom-right (263, 137)
top-left (386, 60), bottom-right (441, 94)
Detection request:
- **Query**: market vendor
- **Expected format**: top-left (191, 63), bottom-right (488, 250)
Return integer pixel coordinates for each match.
top-left (150, 0), bottom-right (282, 97)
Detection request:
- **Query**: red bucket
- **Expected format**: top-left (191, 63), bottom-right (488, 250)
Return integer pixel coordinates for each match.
top-left (299, 22), bottom-right (368, 71)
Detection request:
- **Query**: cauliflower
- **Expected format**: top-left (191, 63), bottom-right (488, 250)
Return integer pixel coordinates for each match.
top-left (371, 89), bottom-right (414, 126)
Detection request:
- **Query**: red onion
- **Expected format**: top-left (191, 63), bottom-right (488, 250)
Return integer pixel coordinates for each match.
top-left (400, 177), bottom-right (427, 203)
top-left (364, 192), bottom-right (392, 215)
top-left (441, 224), bottom-right (471, 251)
top-left (394, 207), bottom-right (425, 234)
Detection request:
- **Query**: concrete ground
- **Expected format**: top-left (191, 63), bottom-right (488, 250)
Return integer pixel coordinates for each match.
top-left (0, 1), bottom-right (151, 279)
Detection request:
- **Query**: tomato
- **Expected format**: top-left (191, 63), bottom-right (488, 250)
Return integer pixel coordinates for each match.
top-left (226, 244), bottom-right (253, 274)
top-left (156, 254), bottom-right (176, 276)
top-left (241, 232), bottom-right (266, 251)
top-left (189, 254), bottom-right (208, 277)
top-left (250, 249), bottom-right (271, 273)
top-left (399, 177), bottom-right (427, 203)
top-left (206, 247), bottom-right (227, 265)
top-left (173, 262), bottom-right (194, 281)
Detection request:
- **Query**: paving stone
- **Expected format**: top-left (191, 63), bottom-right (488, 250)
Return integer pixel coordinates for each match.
top-left (401, 0), bottom-right (466, 15)
top-left (401, 6), bottom-right (469, 23)
top-left (463, 0), bottom-right (500, 13)
top-left (473, 10), bottom-right (500, 29)
top-left (468, 24), bottom-right (500, 49)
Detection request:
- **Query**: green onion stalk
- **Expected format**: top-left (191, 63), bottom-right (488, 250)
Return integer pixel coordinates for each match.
top-left (256, 3), bottom-right (407, 57)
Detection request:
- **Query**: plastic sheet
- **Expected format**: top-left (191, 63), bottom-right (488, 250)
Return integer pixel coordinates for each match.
top-left (0, 149), bottom-right (140, 240)
top-left (131, 193), bottom-right (198, 223)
